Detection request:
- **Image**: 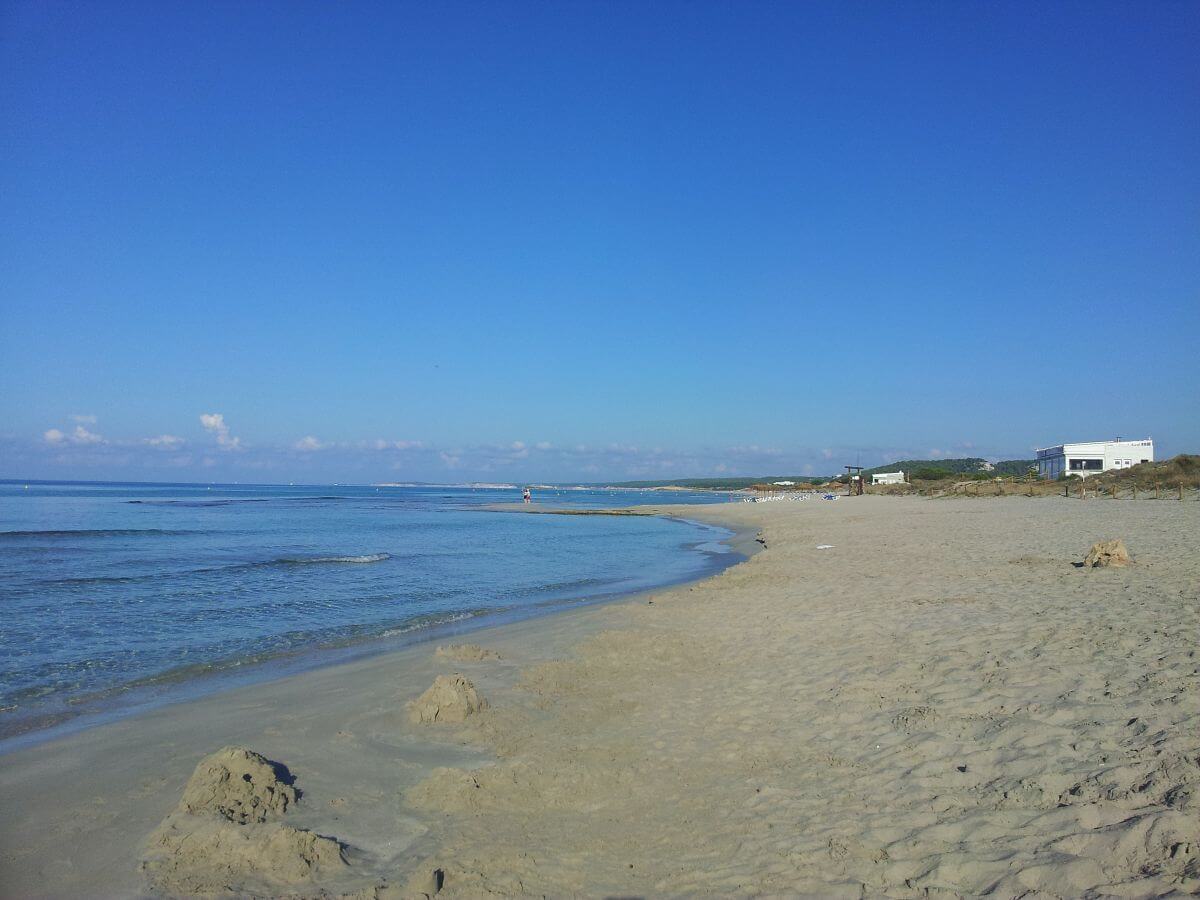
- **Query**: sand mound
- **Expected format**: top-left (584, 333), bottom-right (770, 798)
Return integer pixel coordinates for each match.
top-left (435, 643), bottom-right (502, 662)
top-left (142, 747), bottom-right (348, 895)
top-left (177, 746), bottom-right (296, 824)
top-left (408, 674), bottom-right (487, 724)
top-left (1084, 539), bottom-right (1132, 568)
top-left (143, 817), bottom-right (347, 894)
top-left (407, 767), bottom-right (485, 811)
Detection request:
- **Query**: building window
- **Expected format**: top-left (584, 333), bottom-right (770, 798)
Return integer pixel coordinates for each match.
top-left (1069, 458), bottom-right (1103, 471)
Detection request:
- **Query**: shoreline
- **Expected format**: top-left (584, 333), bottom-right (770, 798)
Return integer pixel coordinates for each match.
top-left (0, 508), bottom-right (754, 755)
top-left (2, 496), bottom-right (1196, 898)
top-left (0, 501), bottom-right (760, 898)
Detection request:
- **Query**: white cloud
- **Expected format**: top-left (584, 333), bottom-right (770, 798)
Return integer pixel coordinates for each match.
top-left (368, 439), bottom-right (425, 451)
top-left (146, 434), bottom-right (185, 450)
top-left (22, 426), bottom-right (887, 482)
top-left (199, 413), bottom-right (225, 433)
top-left (200, 412), bottom-right (241, 450)
top-left (43, 421), bottom-right (105, 445)
top-left (70, 413), bottom-right (98, 424)
top-left (729, 445), bottom-right (782, 457)
top-left (71, 425), bottom-right (104, 444)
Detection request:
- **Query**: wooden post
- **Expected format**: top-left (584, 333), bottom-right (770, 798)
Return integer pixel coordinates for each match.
top-left (1133, 483), bottom-right (1137, 500)
top-left (1155, 482), bottom-right (1160, 500)
top-left (1112, 483), bottom-right (1118, 499)
top-left (1180, 483), bottom-right (1185, 501)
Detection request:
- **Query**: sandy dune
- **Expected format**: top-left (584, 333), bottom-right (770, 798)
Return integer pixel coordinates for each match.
top-left (1, 496), bottom-right (1196, 898)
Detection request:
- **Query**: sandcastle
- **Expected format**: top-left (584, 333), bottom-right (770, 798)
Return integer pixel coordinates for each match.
top-left (1084, 539), bottom-right (1132, 568)
top-left (141, 746), bottom-right (347, 895)
top-left (408, 674), bottom-right (487, 724)
top-left (176, 745), bottom-right (296, 824)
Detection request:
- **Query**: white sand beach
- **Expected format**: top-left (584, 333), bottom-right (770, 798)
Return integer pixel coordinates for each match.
top-left (1, 496), bottom-right (1197, 898)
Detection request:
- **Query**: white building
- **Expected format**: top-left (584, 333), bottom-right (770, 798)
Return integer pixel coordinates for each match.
top-left (871, 471), bottom-right (905, 485)
top-left (1036, 438), bottom-right (1154, 480)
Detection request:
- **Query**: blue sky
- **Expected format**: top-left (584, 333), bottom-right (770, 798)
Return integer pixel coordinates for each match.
top-left (2, 1), bottom-right (1197, 483)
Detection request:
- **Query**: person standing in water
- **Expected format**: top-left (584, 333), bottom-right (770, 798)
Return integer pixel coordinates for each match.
top-left (522, 486), bottom-right (531, 504)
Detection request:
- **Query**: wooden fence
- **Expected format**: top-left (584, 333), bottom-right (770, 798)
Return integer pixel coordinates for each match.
top-left (955, 478), bottom-right (1195, 500)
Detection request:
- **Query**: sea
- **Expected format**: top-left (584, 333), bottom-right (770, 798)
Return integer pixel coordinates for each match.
top-left (0, 480), bottom-right (738, 747)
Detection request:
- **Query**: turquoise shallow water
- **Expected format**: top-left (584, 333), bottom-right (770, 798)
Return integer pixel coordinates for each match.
top-left (0, 480), bottom-right (737, 741)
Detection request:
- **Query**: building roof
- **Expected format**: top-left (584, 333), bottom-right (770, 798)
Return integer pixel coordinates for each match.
top-left (1036, 438), bottom-right (1152, 454)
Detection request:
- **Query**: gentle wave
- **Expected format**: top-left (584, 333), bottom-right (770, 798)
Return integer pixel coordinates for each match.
top-left (126, 496), bottom-right (350, 507)
top-left (503, 575), bottom-right (617, 598)
top-left (0, 528), bottom-right (201, 539)
top-left (43, 552), bottom-right (392, 585)
top-left (378, 607), bottom-right (494, 638)
top-left (279, 553), bottom-right (391, 565)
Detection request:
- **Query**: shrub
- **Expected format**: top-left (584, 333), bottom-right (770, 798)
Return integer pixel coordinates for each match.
top-left (912, 468), bottom-right (952, 481)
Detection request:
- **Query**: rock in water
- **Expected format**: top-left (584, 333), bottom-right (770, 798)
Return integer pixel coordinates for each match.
top-left (408, 674), bottom-right (487, 724)
top-left (177, 746), bottom-right (296, 823)
top-left (1084, 539), bottom-right (1132, 568)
